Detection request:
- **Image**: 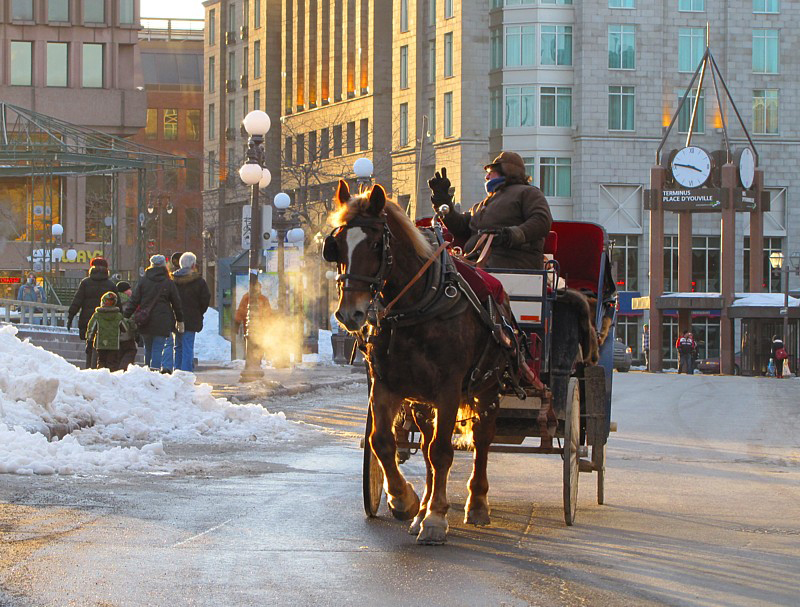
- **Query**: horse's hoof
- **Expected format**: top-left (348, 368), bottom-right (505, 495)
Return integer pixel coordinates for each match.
top-left (408, 511), bottom-right (425, 535)
top-left (388, 483), bottom-right (420, 521)
top-left (416, 515), bottom-right (448, 545)
top-left (465, 508), bottom-right (491, 526)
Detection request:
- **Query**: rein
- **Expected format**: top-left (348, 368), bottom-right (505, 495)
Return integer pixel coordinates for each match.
top-left (378, 240), bottom-right (449, 322)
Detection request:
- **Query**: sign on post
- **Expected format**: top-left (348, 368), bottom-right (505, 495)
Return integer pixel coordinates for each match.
top-left (241, 204), bottom-right (273, 249)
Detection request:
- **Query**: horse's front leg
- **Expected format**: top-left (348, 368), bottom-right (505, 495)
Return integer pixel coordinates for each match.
top-left (416, 391), bottom-right (459, 545)
top-left (465, 395), bottom-right (498, 526)
top-left (369, 384), bottom-right (420, 521)
top-left (409, 405), bottom-right (435, 536)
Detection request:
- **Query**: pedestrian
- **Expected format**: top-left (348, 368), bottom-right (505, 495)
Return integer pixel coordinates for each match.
top-left (115, 281), bottom-right (140, 371)
top-left (171, 252), bottom-right (211, 372)
top-left (771, 335), bottom-right (787, 379)
top-left (429, 152), bottom-right (553, 270)
top-left (17, 272), bottom-right (45, 324)
top-left (234, 282), bottom-right (272, 364)
top-left (676, 330), bottom-right (695, 374)
top-left (641, 323), bottom-right (650, 371)
top-left (123, 254), bottom-right (184, 373)
top-left (86, 291), bottom-right (125, 371)
top-left (67, 257), bottom-right (117, 368)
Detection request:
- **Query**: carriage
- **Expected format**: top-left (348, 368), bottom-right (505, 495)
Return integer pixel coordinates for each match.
top-left (360, 218), bottom-right (617, 527)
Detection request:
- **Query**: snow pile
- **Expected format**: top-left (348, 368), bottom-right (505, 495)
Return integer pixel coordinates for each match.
top-left (195, 308), bottom-right (232, 362)
top-left (0, 325), bottom-right (303, 476)
top-left (732, 293), bottom-right (800, 308)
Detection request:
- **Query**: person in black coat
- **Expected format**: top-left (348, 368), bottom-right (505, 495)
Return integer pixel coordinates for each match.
top-left (67, 257), bottom-right (117, 368)
top-left (171, 252), bottom-right (211, 372)
top-left (123, 254), bottom-right (184, 372)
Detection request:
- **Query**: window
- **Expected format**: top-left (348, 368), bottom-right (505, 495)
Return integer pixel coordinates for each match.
top-left (541, 25), bottom-right (572, 66)
top-left (505, 25), bottom-right (536, 67)
top-left (243, 47), bottom-right (248, 80)
top-left (609, 0), bottom-right (634, 6)
top-left (46, 43), bottom-right (69, 87)
top-left (678, 0), bottom-right (704, 10)
top-left (253, 89), bottom-right (261, 111)
top-left (490, 28), bottom-right (502, 70)
top-left (505, 86), bottom-right (536, 127)
top-left (163, 109), bottom-right (178, 140)
top-left (207, 151), bottom-right (215, 188)
top-left (284, 136), bottom-right (293, 164)
top-left (209, 57), bottom-right (216, 92)
top-left (540, 86), bottom-right (572, 127)
top-left (185, 159), bottom-right (202, 192)
top-left (254, 0), bottom-right (261, 28)
top-left (611, 235), bottom-right (638, 290)
top-left (296, 134), bottom-right (305, 164)
top-left (209, 9), bottom-right (216, 45)
top-left (663, 235), bottom-right (678, 292)
top-left (540, 157), bottom-right (571, 197)
top-left (678, 28), bottom-right (704, 72)
top-left (615, 317), bottom-right (640, 359)
top-left (444, 0), bottom-right (453, 18)
top-left (744, 237), bottom-right (783, 292)
top-left (541, 0), bottom-right (572, 4)
top-left (428, 41), bottom-right (436, 83)
top-left (333, 125), bottom-right (343, 156)
top-left (227, 100), bottom-right (236, 131)
top-left (119, 0), bottom-right (134, 23)
top-left (399, 104), bottom-right (409, 147)
top-left (243, 0), bottom-right (249, 27)
top-left (428, 98), bottom-right (436, 141)
top-left (444, 33), bottom-right (453, 77)
top-left (84, 0), bottom-right (105, 23)
top-left (48, 0), bottom-right (70, 21)
top-left (346, 121), bottom-right (356, 154)
top-left (490, 88), bottom-right (502, 130)
top-left (753, 30), bottom-right (779, 74)
top-left (490, 0), bottom-right (503, 7)
top-left (228, 51), bottom-right (236, 82)
top-left (608, 25), bottom-right (635, 69)
top-left (400, 46), bottom-right (409, 89)
top-left (10, 41), bottom-right (33, 86)
top-left (608, 85), bottom-right (635, 131)
top-left (692, 236), bottom-right (721, 292)
top-left (254, 41), bottom-right (261, 78)
top-left (308, 130), bottom-right (318, 161)
top-left (242, 96), bottom-right (248, 121)
top-left (443, 92), bottom-right (453, 137)
top-left (208, 104), bottom-right (215, 139)
top-left (145, 109), bottom-right (158, 139)
top-left (677, 90), bottom-right (705, 134)
top-left (429, 0), bottom-right (436, 25)
top-left (321, 128), bottom-right (330, 159)
top-left (360, 118), bottom-right (369, 151)
top-left (82, 44), bottom-right (104, 88)
top-left (228, 2), bottom-right (236, 34)
top-left (753, 89), bottom-right (778, 134)
top-left (400, 0), bottom-right (409, 32)
top-left (11, 0), bottom-right (33, 20)
top-left (753, 0), bottom-right (779, 13)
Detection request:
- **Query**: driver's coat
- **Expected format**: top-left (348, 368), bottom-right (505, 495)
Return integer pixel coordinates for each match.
top-left (343, 227), bottom-right (368, 289)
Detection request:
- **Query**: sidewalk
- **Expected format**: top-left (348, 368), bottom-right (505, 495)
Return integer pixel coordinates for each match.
top-left (195, 362), bottom-right (368, 404)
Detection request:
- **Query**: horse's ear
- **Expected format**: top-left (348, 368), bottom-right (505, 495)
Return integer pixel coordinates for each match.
top-left (335, 179), bottom-right (350, 207)
top-left (367, 184), bottom-right (387, 215)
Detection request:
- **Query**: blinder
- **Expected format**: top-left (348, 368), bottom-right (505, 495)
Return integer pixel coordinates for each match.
top-left (322, 233), bottom-right (339, 262)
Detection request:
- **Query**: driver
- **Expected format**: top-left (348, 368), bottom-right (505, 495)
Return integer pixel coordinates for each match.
top-left (428, 151), bottom-right (552, 270)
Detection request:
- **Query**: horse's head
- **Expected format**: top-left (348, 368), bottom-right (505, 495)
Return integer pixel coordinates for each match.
top-left (323, 180), bottom-right (390, 332)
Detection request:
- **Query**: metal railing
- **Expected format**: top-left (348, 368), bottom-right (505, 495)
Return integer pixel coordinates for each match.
top-left (0, 297), bottom-right (70, 327)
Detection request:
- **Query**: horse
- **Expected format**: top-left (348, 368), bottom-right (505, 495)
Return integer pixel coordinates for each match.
top-left (324, 180), bottom-right (596, 544)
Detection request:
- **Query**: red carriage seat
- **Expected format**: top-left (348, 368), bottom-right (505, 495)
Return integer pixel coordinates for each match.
top-left (550, 222), bottom-right (606, 295)
top-left (544, 231), bottom-right (558, 255)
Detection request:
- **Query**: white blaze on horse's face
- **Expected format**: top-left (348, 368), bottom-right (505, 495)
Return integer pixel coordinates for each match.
top-left (335, 226), bottom-right (375, 332)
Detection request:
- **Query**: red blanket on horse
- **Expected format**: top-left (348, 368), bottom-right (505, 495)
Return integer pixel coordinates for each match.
top-left (453, 258), bottom-right (506, 304)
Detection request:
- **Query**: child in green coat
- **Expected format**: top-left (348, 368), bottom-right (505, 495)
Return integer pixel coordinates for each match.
top-left (86, 291), bottom-right (125, 370)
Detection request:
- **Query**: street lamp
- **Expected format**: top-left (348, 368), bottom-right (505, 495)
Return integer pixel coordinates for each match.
top-left (51, 222), bottom-right (64, 284)
top-left (239, 110), bottom-right (272, 382)
top-left (273, 192), bottom-right (291, 317)
top-left (353, 157), bottom-right (374, 192)
top-left (146, 194), bottom-right (173, 255)
top-left (768, 251), bottom-right (800, 357)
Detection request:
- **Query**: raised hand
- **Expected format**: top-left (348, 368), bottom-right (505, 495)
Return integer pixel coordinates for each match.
top-left (428, 167), bottom-right (452, 204)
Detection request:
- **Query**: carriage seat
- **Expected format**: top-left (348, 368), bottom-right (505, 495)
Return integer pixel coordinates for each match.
top-left (453, 258), bottom-right (506, 304)
top-left (550, 222), bottom-right (606, 295)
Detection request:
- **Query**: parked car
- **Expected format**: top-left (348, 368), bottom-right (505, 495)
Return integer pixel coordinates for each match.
top-left (613, 338), bottom-right (632, 372)
top-left (697, 352), bottom-right (741, 375)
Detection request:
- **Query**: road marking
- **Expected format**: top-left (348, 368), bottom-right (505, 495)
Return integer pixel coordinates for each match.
top-left (171, 518), bottom-right (233, 548)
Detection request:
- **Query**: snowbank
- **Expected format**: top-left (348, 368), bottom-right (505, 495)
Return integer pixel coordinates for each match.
top-left (195, 308), bottom-right (232, 362)
top-left (731, 293), bottom-right (800, 308)
top-left (0, 325), bottom-right (303, 476)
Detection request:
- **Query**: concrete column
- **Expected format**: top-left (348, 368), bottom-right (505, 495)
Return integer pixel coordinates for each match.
top-left (649, 166), bottom-right (666, 372)
top-left (748, 169), bottom-right (765, 293)
top-left (678, 210), bottom-right (693, 335)
top-left (720, 163), bottom-right (737, 375)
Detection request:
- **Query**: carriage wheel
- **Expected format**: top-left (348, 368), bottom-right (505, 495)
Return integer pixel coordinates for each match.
top-left (593, 443), bottom-right (606, 505)
top-left (362, 408), bottom-right (385, 518)
top-left (563, 377), bottom-right (580, 526)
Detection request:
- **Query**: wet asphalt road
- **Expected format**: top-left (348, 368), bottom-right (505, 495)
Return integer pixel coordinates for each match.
top-left (1, 371), bottom-right (799, 607)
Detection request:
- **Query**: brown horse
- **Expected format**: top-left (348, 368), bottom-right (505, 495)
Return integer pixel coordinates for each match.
top-left (325, 180), bottom-right (596, 544)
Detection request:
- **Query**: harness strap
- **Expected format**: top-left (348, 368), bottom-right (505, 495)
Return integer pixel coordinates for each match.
top-left (473, 233), bottom-right (495, 267)
top-left (378, 240), bottom-right (449, 321)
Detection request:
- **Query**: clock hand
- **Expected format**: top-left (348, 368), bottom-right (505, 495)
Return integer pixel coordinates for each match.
top-left (674, 163), bottom-right (703, 172)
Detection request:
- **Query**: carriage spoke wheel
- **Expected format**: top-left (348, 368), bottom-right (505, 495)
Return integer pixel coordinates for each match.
top-left (363, 408), bottom-right (385, 517)
top-left (563, 377), bottom-right (580, 526)
top-left (593, 443), bottom-right (606, 505)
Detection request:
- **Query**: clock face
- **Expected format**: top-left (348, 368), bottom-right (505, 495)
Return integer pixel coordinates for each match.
top-left (671, 146), bottom-right (712, 188)
top-left (739, 147), bottom-right (755, 189)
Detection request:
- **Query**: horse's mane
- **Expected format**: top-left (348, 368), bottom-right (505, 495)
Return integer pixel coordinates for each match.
top-left (330, 189), bottom-right (434, 258)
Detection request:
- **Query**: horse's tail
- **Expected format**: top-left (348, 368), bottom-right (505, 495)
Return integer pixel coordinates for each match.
top-left (557, 288), bottom-right (599, 365)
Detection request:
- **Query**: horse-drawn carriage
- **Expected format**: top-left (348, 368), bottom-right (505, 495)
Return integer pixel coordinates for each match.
top-left (325, 181), bottom-right (617, 544)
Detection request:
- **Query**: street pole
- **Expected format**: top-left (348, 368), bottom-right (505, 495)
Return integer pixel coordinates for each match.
top-left (238, 110), bottom-right (272, 383)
